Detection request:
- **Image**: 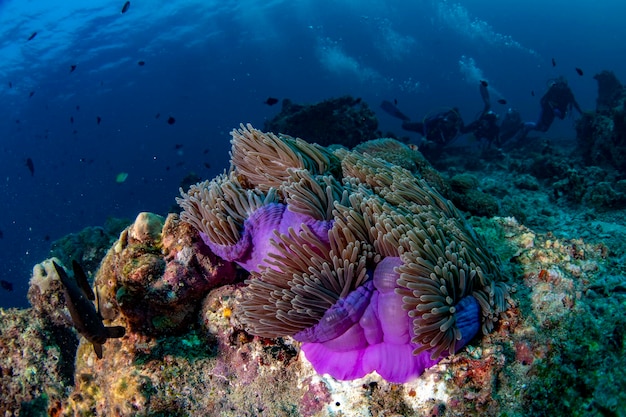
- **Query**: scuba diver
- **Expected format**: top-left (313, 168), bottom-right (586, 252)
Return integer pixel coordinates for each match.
top-left (522, 76), bottom-right (582, 134)
top-left (460, 81), bottom-right (500, 147)
top-left (461, 81), bottom-right (525, 148)
top-left (381, 81), bottom-right (524, 153)
top-left (380, 100), bottom-right (464, 150)
top-left (499, 108), bottom-right (524, 144)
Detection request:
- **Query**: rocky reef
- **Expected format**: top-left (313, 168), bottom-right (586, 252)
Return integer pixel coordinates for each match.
top-left (263, 96), bottom-right (382, 149)
top-left (1, 124), bottom-right (625, 416)
top-left (573, 70), bottom-right (626, 207)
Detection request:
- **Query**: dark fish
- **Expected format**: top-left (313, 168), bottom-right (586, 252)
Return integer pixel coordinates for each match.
top-left (70, 64), bottom-right (77, 73)
top-left (497, 99), bottom-right (507, 105)
top-left (531, 90), bottom-right (535, 96)
top-left (29, 91), bottom-right (35, 98)
top-left (25, 158), bottom-right (34, 176)
top-left (575, 67), bottom-right (584, 76)
top-left (264, 97), bottom-right (279, 106)
top-left (203, 149), bottom-right (209, 154)
top-left (552, 58), bottom-right (556, 67)
top-left (8, 82), bottom-right (12, 88)
top-left (71, 260), bottom-right (94, 301)
top-left (174, 144), bottom-right (183, 149)
top-left (76, 105), bottom-right (80, 111)
top-left (44, 235), bottom-right (50, 241)
top-left (0, 229), bottom-right (3, 238)
top-left (155, 113), bottom-right (160, 119)
top-left (137, 60), bottom-right (145, 66)
top-left (53, 261), bottom-right (125, 359)
top-left (380, 100), bottom-right (410, 121)
top-left (73, 129), bottom-right (78, 135)
top-left (97, 116), bottom-right (102, 125)
top-left (204, 162), bottom-right (211, 169)
top-left (0, 280), bottom-right (13, 292)
top-left (393, 98), bottom-right (398, 105)
top-left (121, 1), bottom-right (130, 14)
top-left (480, 80), bottom-right (488, 87)
top-left (15, 119), bottom-right (20, 124)
top-left (167, 116), bottom-right (176, 125)
top-left (27, 32), bottom-right (37, 41)
top-left (354, 97), bottom-right (362, 104)
top-left (70, 116), bottom-right (74, 124)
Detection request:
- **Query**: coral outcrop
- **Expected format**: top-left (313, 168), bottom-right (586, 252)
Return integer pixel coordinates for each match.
top-left (263, 96), bottom-right (381, 148)
top-left (178, 124), bottom-right (512, 383)
top-left (576, 70), bottom-right (626, 178)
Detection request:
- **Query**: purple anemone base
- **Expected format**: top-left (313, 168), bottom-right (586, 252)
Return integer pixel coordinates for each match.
top-left (200, 203), bottom-right (333, 274)
top-left (295, 257), bottom-right (481, 383)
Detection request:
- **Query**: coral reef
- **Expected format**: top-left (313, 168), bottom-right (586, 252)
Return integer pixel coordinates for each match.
top-left (263, 96), bottom-right (381, 148)
top-left (576, 70), bottom-right (626, 177)
top-left (0, 308), bottom-right (75, 416)
top-left (108, 212), bottom-right (238, 335)
top-left (50, 218), bottom-right (130, 277)
top-left (2, 121), bottom-right (626, 416)
top-left (178, 124), bottom-right (512, 383)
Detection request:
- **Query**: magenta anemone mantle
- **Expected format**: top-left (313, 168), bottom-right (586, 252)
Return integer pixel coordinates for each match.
top-left (178, 124), bottom-right (512, 383)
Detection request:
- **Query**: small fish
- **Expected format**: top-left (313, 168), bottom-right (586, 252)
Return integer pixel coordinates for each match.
top-left (167, 116), bottom-right (176, 125)
top-left (480, 80), bottom-right (488, 87)
top-left (29, 91), bottom-right (35, 98)
top-left (203, 149), bottom-right (209, 154)
top-left (121, 1), bottom-right (130, 14)
top-left (531, 90), bottom-right (535, 97)
top-left (552, 58), bottom-right (556, 67)
top-left (115, 172), bottom-right (128, 183)
top-left (25, 158), bottom-right (34, 176)
top-left (44, 235), bottom-right (50, 241)
top-left (264, 97), bottom-right (279, 106)
top-left (73, 129), bottom-right (78, 135)
top-left (70, 64), bottom-right (77, 73)
top-left (27, 32), bottom-right (37, 41)
top-left (204, 162), bottom-right (211, 169)
top-left (497, 99), bottom-right (507, 105)
top-left (53, 261), bottom-right (125, 359)
top-left (0, 229), bottom-right (3, 238)
top-left (137, 60), bottom-right (145, 66)
top-left (155, 113), bottom-right (160, 119)
top-left (575, 67), bottom-right (584, 76)
top-left (8, 82), bottom-right (12, 88)
top-left (393, 98), bottom-right (398, 106)
top-left (174, 144), bottom-right (183, 149)
top-left (0, 280), bottom-right (13, 292)
top-left (97, 116), bottom-right (102, 125)
top-left (70, 116), bottom-right (74, 124)
top-left (76, 105), bottom-right (80, 111)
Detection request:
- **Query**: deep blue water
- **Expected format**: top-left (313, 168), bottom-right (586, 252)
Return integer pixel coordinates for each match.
top-left (1, 0), bottom-right (625, 308)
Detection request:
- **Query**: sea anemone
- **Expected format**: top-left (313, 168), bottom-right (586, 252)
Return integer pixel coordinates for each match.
top-left (178, 123), bottom-right (512, 382)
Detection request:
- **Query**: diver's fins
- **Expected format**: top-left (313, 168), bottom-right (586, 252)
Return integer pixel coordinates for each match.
top-left (380, 100), bottom-right (411, 121)
top-left (479, 83), bottom-right (491, 112)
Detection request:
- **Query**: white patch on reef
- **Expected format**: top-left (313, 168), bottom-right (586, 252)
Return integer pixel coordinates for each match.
top-left (299, 348), bottom-right (453, 416)
top-left (404, 368), bottom-right (450, 407)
